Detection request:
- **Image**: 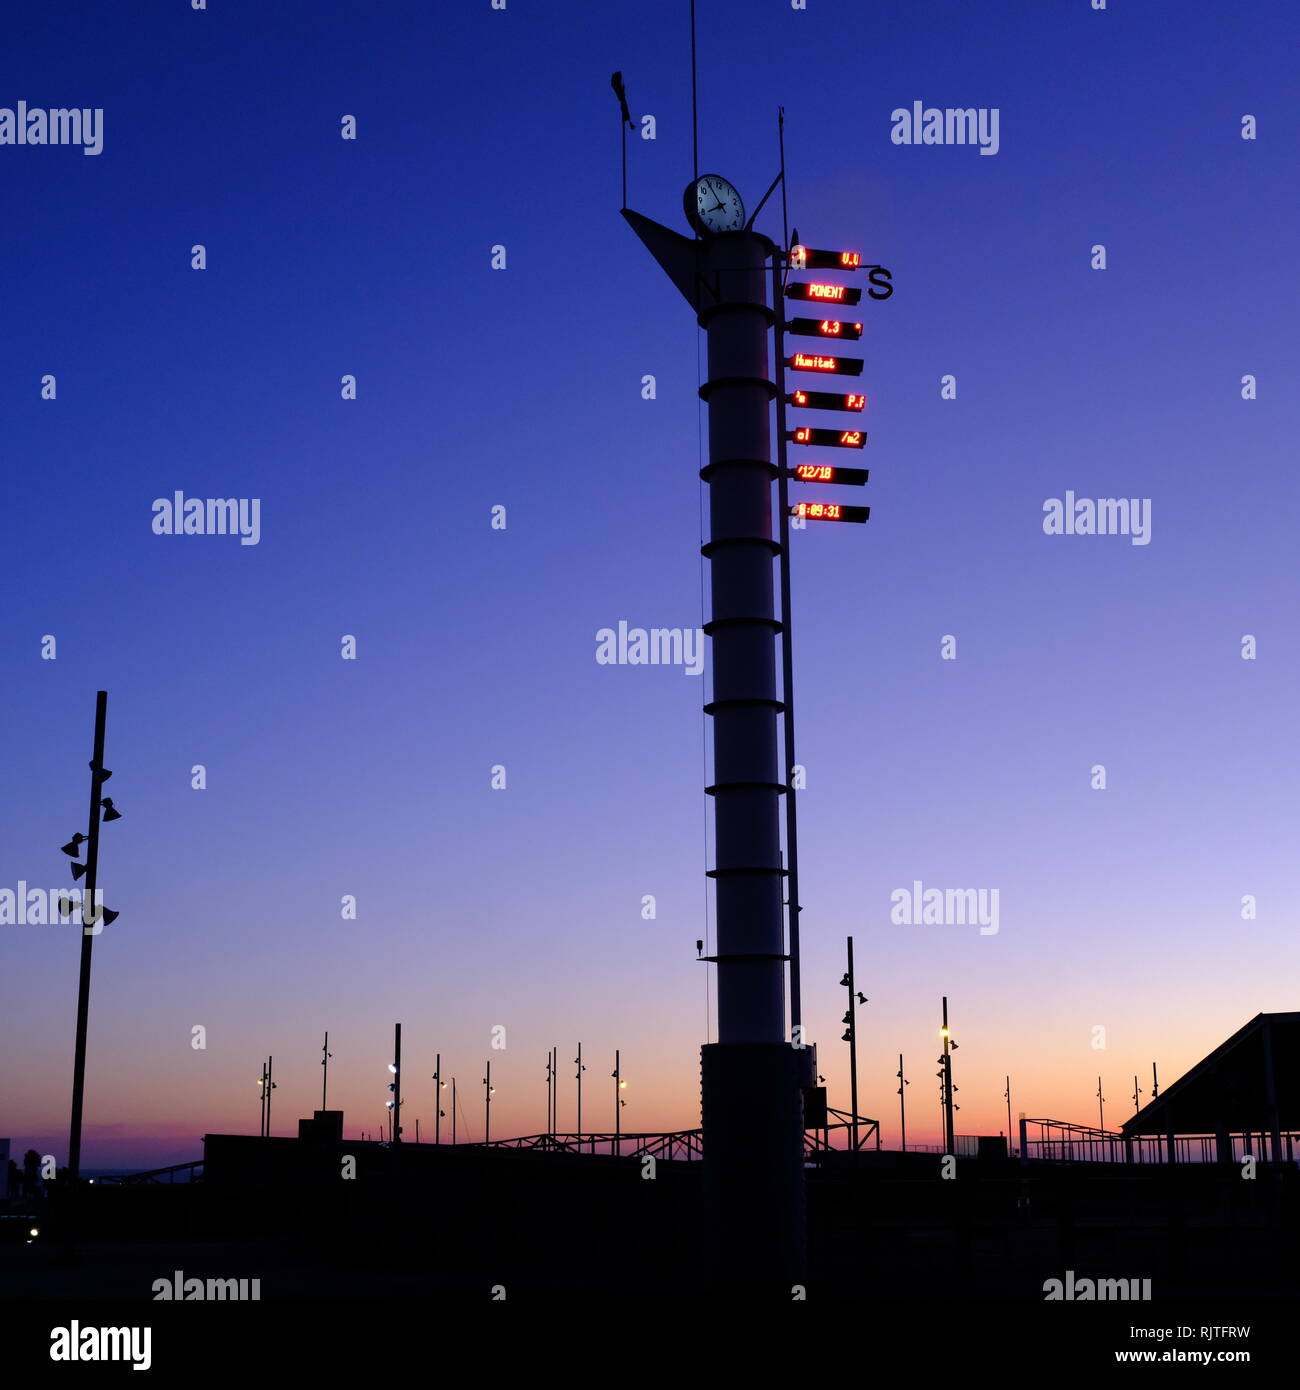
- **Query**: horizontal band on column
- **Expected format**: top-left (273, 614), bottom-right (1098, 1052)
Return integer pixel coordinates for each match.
top-left (703, 696), bottom-right (784, 715)
top-left (697, 301), bottom-right (775, 331)
top-left (698, 375), bottom-right (777, 403)
top-left (700, 535), bottom-right (781, 558)
top-left (704, 780), bottom-right (787, 797)
top-left (705, 865), bottom-right (788, 879)
top-left (701, 615), bottom-right (782, 636)
top-left (698, 458), bottom-right (779, 483)
top-left (696, 951), bottom-right (790, 964)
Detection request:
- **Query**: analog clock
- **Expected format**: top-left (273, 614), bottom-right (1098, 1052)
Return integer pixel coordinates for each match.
top-left (683, 174), bottom-right (746, 235)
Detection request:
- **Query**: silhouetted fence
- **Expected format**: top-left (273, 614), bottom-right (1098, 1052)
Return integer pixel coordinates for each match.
top-left (1020, 1117), bottom-right (1300, 1165)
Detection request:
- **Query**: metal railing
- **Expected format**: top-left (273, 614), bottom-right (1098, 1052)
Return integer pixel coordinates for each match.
top-left (96, 1160), bottom-right (205, 1185)
top-left (477, 1130), bottom-right (704, 1160)
top-left (1020, 1118), bottom-right (1300, 1165)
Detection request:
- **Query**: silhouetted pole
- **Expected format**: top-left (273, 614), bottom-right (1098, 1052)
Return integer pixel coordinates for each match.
top-left (1005, 1075), bottom-right (1013, 1157)
top-left (451, 1077), bottom-right (457, 1146)
top-left (843, 938), bottom-right (860, 1152)
top-left (321, 1031), bottom-right (332, 1111)
top-left (612, 1050), bottom-right (621, 1155)
top-left (772, 249), bottom-right (804, 1052)
top-left (626, 197), bottom-right (805, 1288)
top-left (433, 1054), bottom-right (442, 1145)
top-left (65, 691), bottom-right (109, 1217)
top-left (1132, 1074), bottom-right (1141, 1114)
top-left (266, 1056), bottom-right (275, 1136)
top-left (1096, 1075), bottom-right (1104, 1133)
top-left (575, 1042), bottom-right (584, 1138)
top-left (546, 1048), bottom-right (554, 1136)
top-left (393, 1024), bottom-right (402, 1142)
top-left (259, 1060), bottom-right (268, 1136)
top-left (940, 999), bottom-right (955, 1154)
top-left (897, 1054), bottom-right (908, 1152)
top-left (484, 1061), bottom-right (492, 1145)
top-left (1151, 1062), bottom-right (1159, 1099)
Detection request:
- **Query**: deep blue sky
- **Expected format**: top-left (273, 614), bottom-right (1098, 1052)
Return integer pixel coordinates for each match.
top-left (2, 1), bottom-right (1297, 1164)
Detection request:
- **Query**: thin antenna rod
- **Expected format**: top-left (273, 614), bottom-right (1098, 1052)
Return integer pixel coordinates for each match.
top-left (690, 0), bottom-right (699, 185)
top-left (778, 107), bottom-right (789, 252)
top-left (611, 72), bottom-right (634, 210)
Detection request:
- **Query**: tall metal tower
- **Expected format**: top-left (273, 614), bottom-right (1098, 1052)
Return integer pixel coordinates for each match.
top-left (624, 183), bottom-right (806, 1289)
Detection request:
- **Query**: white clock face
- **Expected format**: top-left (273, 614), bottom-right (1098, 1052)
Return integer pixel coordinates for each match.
top-left (688, 174), bottom-right (745, 234)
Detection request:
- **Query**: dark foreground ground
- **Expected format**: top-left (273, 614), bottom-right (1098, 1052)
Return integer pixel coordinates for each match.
top-left (5, 1146), bottom-right (1299, 1299)
top-left (2, 1148), bottom-right (1295, 1368)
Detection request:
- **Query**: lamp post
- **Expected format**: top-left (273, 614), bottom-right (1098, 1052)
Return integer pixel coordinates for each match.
top-left (258, 1057), bottom-right (276, 1137)
top-left (612, 1050), bottom-right (625, 1155)
top-left (839, 938), bottom-right (864, 1152)
top-left (321, 1032), bottom-right (333, 1111)
top-left (387, 1024), bottom-right (402, 1143)
top-left (897, 1054), bottom-right (909, 1153)
top-left (938, 999), bottom-right (957, 1155)
top-left (433, 1054), bottom-right (443, 1145)
top-left (394, 1025), bottom-right (402, 1142)
top-left (63, 691), bottom-right (125, 1256)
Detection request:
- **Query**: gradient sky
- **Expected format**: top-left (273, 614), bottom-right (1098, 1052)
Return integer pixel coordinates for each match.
top-left (2, 1), bottom-right (1297, 1169)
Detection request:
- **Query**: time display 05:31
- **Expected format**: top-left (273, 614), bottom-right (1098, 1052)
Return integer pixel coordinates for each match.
top-left (790, 501), bottom-right (871, 524)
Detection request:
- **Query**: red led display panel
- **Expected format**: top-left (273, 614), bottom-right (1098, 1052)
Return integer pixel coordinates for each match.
top-left (789, 246), bottom-right (863, 271)
top-left (788, 427), bottom-right (867, 449)
top-left (791, 464), bottom-right (869, 486)
top-left (790, 501), bottom-right (871, 524)
top-left (786, 317), bottom-right (863, 341)
top-left (785, 352), bottom-right (864, 377)
top-left (785, 281), bottom-right (863, 306)
top-left (788, 390), bottom-right (866, 412)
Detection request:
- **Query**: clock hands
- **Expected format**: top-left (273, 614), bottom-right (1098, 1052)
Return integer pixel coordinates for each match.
top-left (688, 176), bottom-right (744, 231)
top-left (702, 179), bottom-right (729, 216)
